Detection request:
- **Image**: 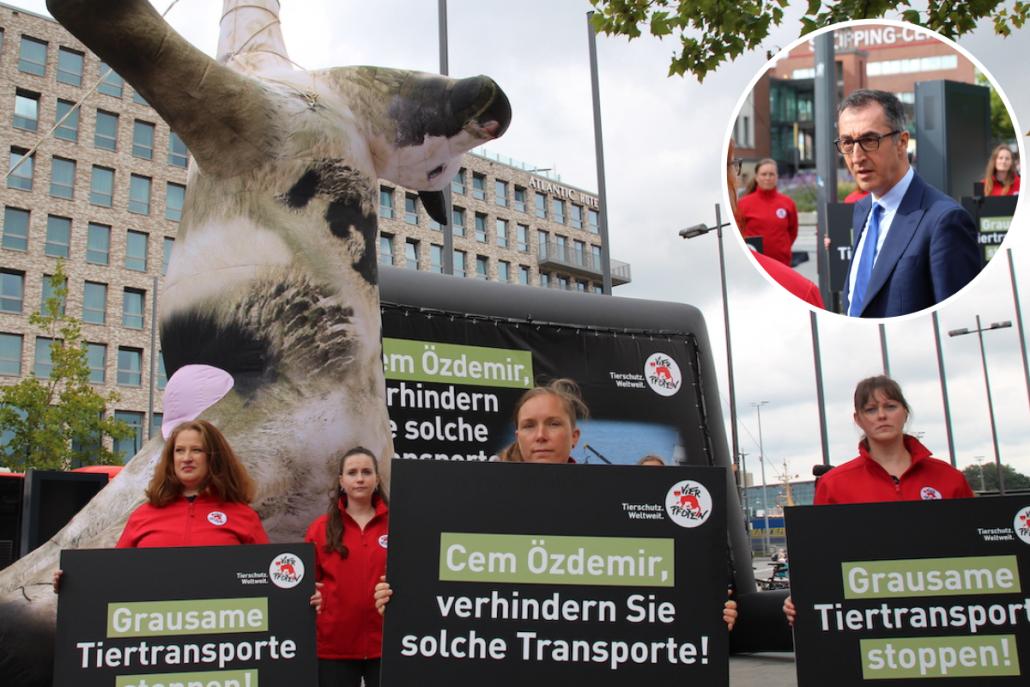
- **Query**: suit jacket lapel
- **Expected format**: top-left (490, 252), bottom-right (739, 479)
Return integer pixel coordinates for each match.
top-left (858, 173), bottom-right (926, 315)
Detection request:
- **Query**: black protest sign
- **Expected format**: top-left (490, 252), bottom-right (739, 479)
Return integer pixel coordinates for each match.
top-left (381, 460), bottom-right (729, 686)
top-left (787, 496), bottom-right (1030, 685)
top-left (54, 544), bottom-right (316, 687)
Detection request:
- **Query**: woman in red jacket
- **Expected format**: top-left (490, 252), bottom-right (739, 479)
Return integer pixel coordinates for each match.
top-left (983, 144), bottom-right (1020, 196)
top-left (306, 447), bottom-right (389, 687)
top-left (784, 375), bottom-right (973, 623)
top-left (117, 419), bottom-right (268, 547)
top-left (737, 158), bottom-right (798, 266)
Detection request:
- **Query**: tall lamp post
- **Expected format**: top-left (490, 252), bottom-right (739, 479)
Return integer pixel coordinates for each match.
top-left (679, 205), bottom-right (737, 474)
top-left (752, 400), bottom-right (770, 555)
top-left (948, 317), bottom-right (1012, 494)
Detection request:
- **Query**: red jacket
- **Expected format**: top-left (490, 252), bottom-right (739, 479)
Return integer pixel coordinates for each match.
top-left (305, 497), bottom-right (389, 659)
top-left (986, 175), bottom-right (1020, 196)
top-left (753, 251), bottom-right (824, 308)
top-left (815, 435), bottom-right (973, 505)
top-left (116, 493), bottom-right (268, 548)
top-left (738, 188), bottom-right (798, 266)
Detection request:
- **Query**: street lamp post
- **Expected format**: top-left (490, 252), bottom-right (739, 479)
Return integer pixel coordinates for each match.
top-left (752, 400), bottom-right (770, 555)
top-left (948, 316), bottom-right (1012, 494)
top-left (974, 456), bottom-right (986, 492)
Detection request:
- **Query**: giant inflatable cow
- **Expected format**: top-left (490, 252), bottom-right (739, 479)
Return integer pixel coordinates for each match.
top-left (0, 1), bottom-right (510, 683)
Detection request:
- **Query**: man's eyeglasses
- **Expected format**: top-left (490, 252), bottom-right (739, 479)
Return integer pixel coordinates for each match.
top-left (728, 158), bottom-right (744, 176)
top-left (834, 130), bottom-right (903, 155)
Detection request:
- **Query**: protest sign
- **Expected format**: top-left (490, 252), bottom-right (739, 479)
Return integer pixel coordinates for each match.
top-left (53, 544), bottom-right (316, 687)
top-left (787, 496), bottom-right (1030, 685)
top-left (381, 460), bottom-right (729, 686)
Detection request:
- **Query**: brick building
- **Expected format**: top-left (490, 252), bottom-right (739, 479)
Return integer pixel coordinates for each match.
top-left (0, 4), bottom-right (628, 465)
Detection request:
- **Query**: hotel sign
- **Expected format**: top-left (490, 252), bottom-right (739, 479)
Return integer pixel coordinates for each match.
top-left (529, 177), bottom-right (599, 208)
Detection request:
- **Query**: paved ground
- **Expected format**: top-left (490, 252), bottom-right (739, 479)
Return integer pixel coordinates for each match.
top-left (730, 652), bottom-right (798, 686)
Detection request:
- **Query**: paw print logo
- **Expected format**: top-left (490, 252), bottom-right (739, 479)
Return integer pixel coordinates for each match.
top-left (1014, 507), bottom-right (1030, 545)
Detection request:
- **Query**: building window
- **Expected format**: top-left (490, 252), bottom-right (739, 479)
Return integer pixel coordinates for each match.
top-left (82, 281), bottom-right (107, 325)
top-left (539, 272), bottom-right (550, 288)
top-left (573, 239), bottom-right (586, 266)
top-left (514, 186), bottom-right (527, 213)
top-left (498, 260), bottom-right (510, 282)
top-left (0, 271), bottom-right (24, 313)
top-left (86, 342), bottom-right (106, 383)
top-left (57, 47), bottom-right (83, 86)
top-left (0, 334), bottom-right (22, 376)
top-left (90, 165), bottom-right (114, 207)
top-left (13, 91), bottom-right (39, 131)
top-left (50, 157), bottom-right (76, 199)
top-left (122, 288), bottom-right (145, 329)
top-left (472, 173), bottom-right (486, 200)
top-left (558, 275), bottom-right (569, 290)
top-left (114, 410), bottom-right (143, 461)
top-left (132, 120), bottom-right (155, 159)
top-left (86, 223), bottom-right (111, 265)
top-left (148, 411), bottom-right (163, 441)
top-left (452, 206), bottom-right (465, 237)
top-left (94, 110), bottom-right (118, 151)
top-left (45, 215), bottom-right (72, 258)
top-left (475, 255), bottom-right (488, 279)
top-left (379, 186), bottom-right (394, 218)
top-left (517, 224), bottom-right (529, 252)
top-left (496, 218), bottom-right (508, 248)
top-left (570, 204), bottom-right (583, 229)
top-left (518, 265), bottom-right (530, 285)
top-left (2, 207), bottom-right (30, 252)
top-left (162, 237), bottom-right (174, 275)
top-left (55, 99), bottom-right (79, 141)
top-left (18, 36), bottom-right (47, 76)
top-left (495, 179), bottom-right (508, 207)
top-left (537, 230), bottom-right (548, 259)
top-left (116, 348), bottom-right (143, 386)
top-left (404, 193), bottom-right (418, 225)
top-left (40, 275), bottom-right (67, 315)
top-left (168, 131), bottom-right (188, 168)
top-left (451, 168), bottom-right (466, 194)
top-left (166, 182), bottom-right (185, 221)
top-left (33, 337), bottom-right (55, 378)
top-left (404, 239), bottom-right (419, 269)
top-left (555, 235), bottom-right (567, 260)
top-left (98, 62), bottom-right (124, 98)
top-left (7, 148), bottom-right (33, 191)
top-left (551, 198), bottom-right (565, 224)
top-left (453, 250), bottom-right (466, 277)
top-left (474, 213), bottom-right (487, 242)
top-left (594, 285), bottom-right (603, 294)
top-left (379, 234), bottom-right (393, 266)
top-left (535, 192), bottom-right (547, 219)
top-left (576, 280), bottom-right (586, 292)
top-left (128, 174), bottom-right (151, 215)
top-left (591, 244), bottom-right (602, 269)
top-left (133, 90), bottom-right (148, 106)
top-left (157, 353), bottom-right (167, 390)
top-left (430, 244), bottom-right (443, 273)
top-left (125, 230), bottom-right (148, 271)
top-left (588, 208), bottom-right (600, 234)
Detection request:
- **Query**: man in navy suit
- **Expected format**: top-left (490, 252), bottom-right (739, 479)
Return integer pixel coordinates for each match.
top-left (839, 90), bottom-right (981, 318)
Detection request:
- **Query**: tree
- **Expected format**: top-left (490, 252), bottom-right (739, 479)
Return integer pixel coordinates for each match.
top-left (589, 1), bottom-right (1030, 81)
top-left (0, 264), bottom-right (132, 471)
top-left (975, 72), bottom-right (1017, 143)
top-left (962, 462), bottom-right (1030, 492)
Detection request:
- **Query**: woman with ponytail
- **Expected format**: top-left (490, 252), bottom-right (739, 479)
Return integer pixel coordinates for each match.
top-left (305, 447), bottom-right (389, 687)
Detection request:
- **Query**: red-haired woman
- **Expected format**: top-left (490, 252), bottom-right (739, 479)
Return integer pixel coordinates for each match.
top-left (983, 144), bottom-right (1020, 196)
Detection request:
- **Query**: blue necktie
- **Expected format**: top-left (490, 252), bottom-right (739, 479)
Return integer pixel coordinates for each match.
top-left (850, 202), bottom-right (883, 316)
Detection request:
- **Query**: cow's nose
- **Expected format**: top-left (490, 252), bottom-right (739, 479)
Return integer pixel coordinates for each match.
top-left (451, 75), bottom-right (511, 138)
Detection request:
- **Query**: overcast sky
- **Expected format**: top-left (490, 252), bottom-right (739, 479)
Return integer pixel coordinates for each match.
top-left (12, 0), bottom-right (1030, 486)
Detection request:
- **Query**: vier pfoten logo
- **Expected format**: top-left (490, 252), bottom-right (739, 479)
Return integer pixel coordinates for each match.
top-left (644, 353), bottom-right (681, 397)
top-left (1015, 506), bottom-right (1030, 545)
top-left (665, 480), bottom-right (712, 528)
top-left (269, 552), bottom-right (304, 588)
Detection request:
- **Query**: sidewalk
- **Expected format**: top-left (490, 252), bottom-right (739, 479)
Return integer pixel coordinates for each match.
top-left (730, 652), bottom-right (798, 686)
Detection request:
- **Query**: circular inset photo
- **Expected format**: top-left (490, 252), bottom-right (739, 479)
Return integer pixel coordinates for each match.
top-left (725, 19), bottom-right (1023, 319)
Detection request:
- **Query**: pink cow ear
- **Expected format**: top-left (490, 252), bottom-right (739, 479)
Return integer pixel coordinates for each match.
top-left (161, 364), bottom-right (235, 439)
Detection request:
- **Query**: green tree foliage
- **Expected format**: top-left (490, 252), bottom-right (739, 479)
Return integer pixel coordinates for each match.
top-left (589, 0), bottom-right (1030, 81)
top-left (0, 264), bottom-right (132, 471)
top-left (975, 72), bottom-right (1016, 143)
top-left (962, 462), bottom-right (1030, 491)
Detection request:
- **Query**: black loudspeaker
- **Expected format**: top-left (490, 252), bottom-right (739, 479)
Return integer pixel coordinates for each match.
top-left (0, 474), bottom-right (24, 570)
top-left (914, 80), bottom-right (991, 200)
top-left (18, 470), bottom-right (108, 558)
